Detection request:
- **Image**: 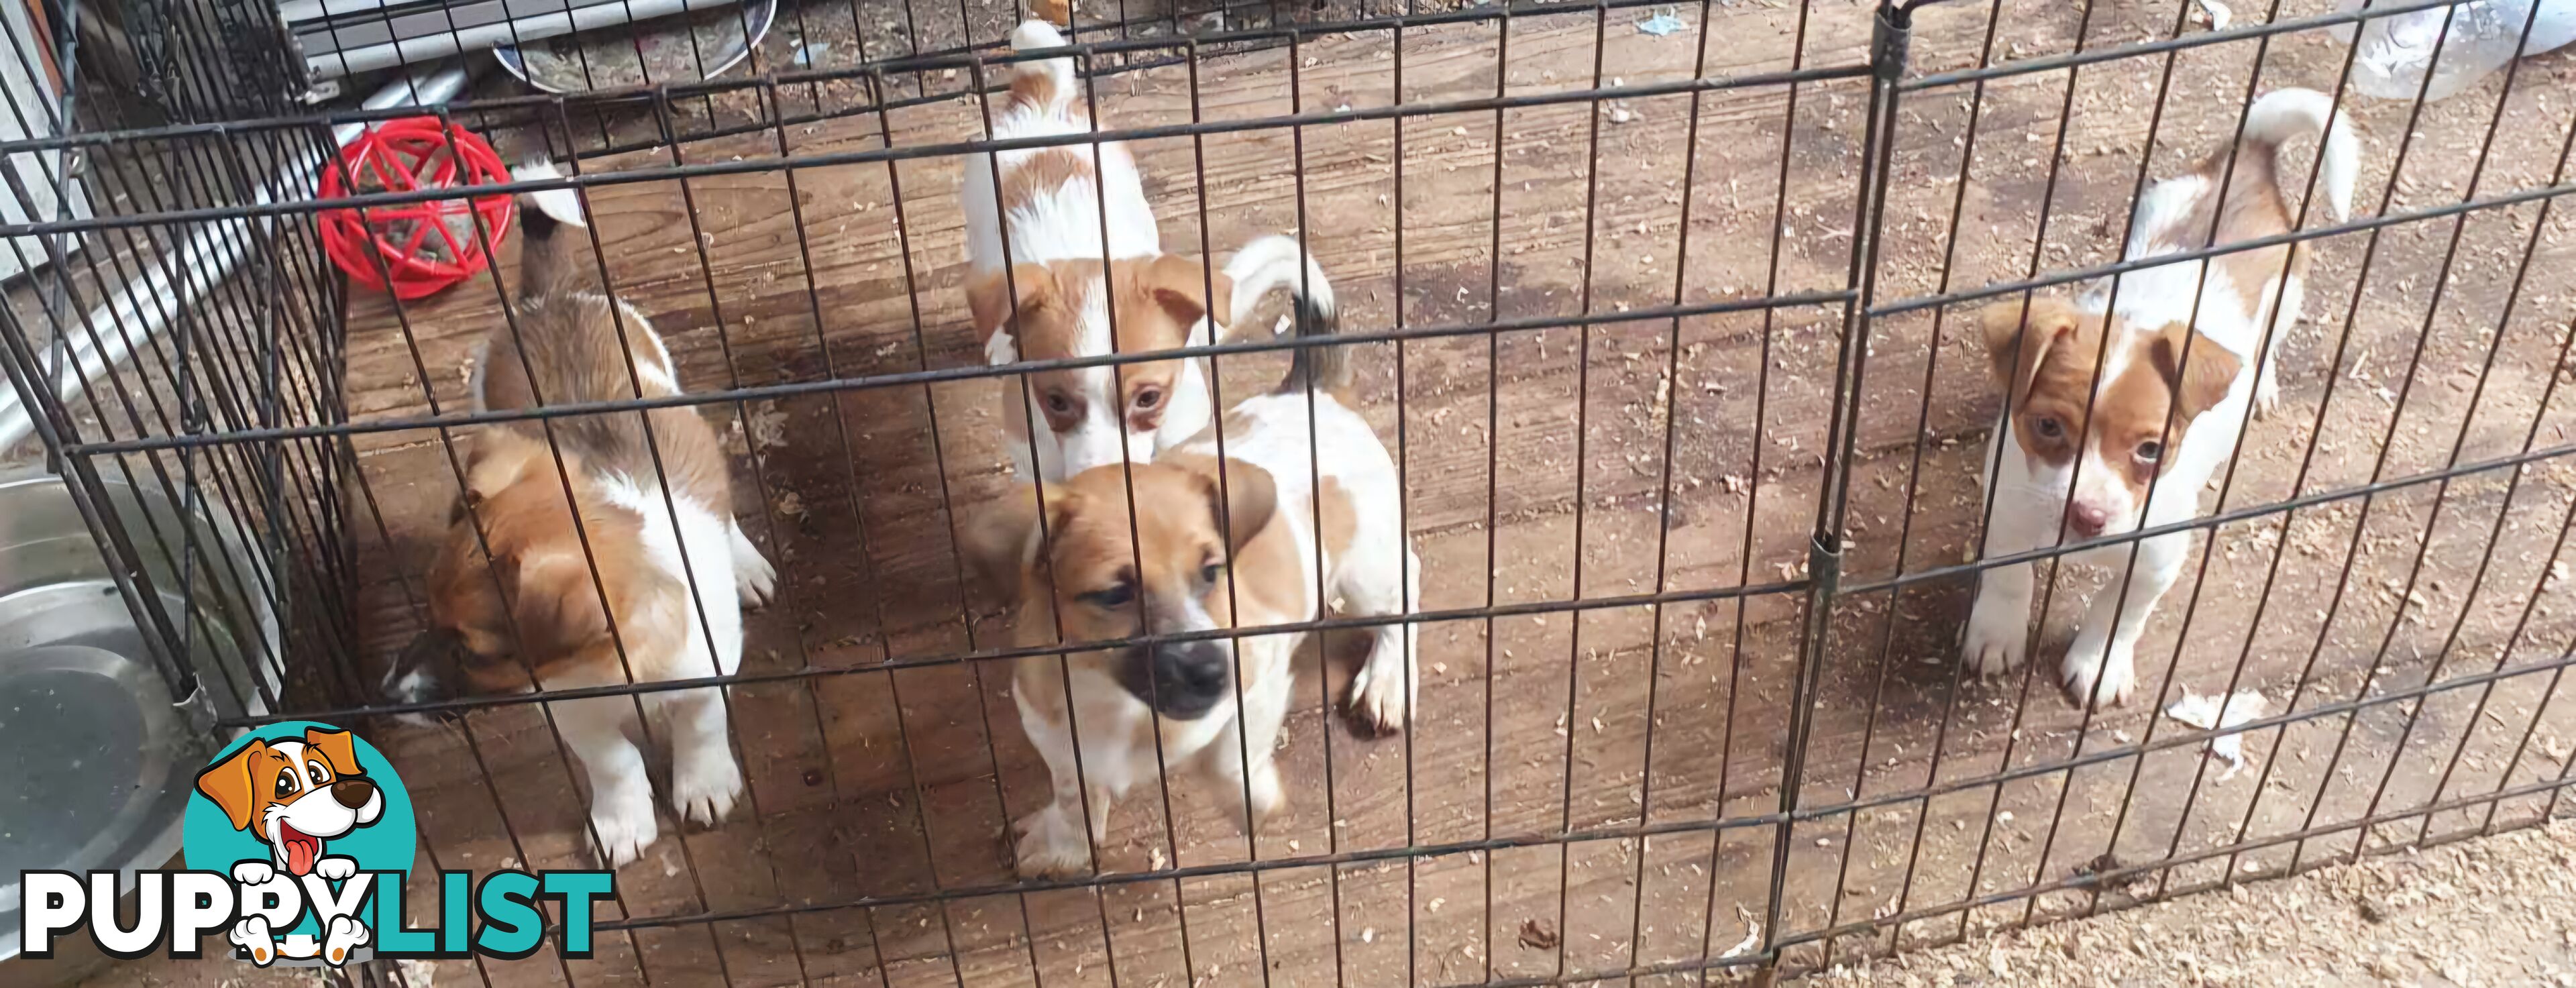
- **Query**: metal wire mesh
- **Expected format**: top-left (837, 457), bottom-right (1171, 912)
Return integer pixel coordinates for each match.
top-left (5, 0), bottom-right (2575, 982)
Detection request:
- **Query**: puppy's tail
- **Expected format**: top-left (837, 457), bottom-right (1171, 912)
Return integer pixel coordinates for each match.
top-left (1222, 234), bottom-right (1346, 396)
top-left (2239, 87), bottom-right (2358, 223)
top-left (511, 157), bottom-right (591, 303)
top-left (1004, 19), bottom-right (1081, 121)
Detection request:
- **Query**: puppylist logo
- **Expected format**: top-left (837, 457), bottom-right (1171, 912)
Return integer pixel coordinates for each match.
top-left (18, 721), bottom-right (614, 967)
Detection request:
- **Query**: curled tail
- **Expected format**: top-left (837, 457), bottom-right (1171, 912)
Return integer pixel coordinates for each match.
top-left (2241, 87), bottom-right (2358, 223)
top-left (1222, 234), bottom-right (1345, 395)
top-left (1004, 19), bottom-right (1081, 120)
top-left (511, 158), bottom-right (590, 302)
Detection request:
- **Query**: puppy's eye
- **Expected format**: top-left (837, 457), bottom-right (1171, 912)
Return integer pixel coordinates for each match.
top-left (2135, 440), bottom-right (2163, 463)
top-left (1200, 561), bottom-right (1223, 585)
top-left (1044, 393), bottom-right (1073, 415)
top-left (1082, 583), bottom-right (1135, 608)
top-left (1132, 387), bottom-right (1163, 412)
top-left (2033, 416), bottom-right (2065, 439)
top-left (275, 768), bottom-right (297, 798)
top-left (309, 763), bottom-right (329, 785)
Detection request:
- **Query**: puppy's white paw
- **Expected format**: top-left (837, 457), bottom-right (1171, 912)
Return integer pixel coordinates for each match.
top-left (229, 916), bottom-right (278, 967)
top-left (1244, 760), bottom-right (1284, 824)
top-left (2061, 633), bottom-right (2137, 710)
top-left (231, 861), bottom-right (276, 887)
top-left (2253, 371), bottom-right (2282, 421)
top-left (313, 855), bottom-right (359, 881)
top-left (737, 550), bottom-right (773, 607)
top-left (735, 542), bottom-right (777, 610)
top-left (322, 914), bottom-right (371, 965)
top-left (588, 796), bottom-right (658, 869)
top-left (1961, 594), bottom-right (2031, 677)
top-left (1345, 649), bottom-right (1412, 736)
top-left (671, 751), bottom-right (744, 828)
top-left (1011, 805), bottom-right (1093, 879)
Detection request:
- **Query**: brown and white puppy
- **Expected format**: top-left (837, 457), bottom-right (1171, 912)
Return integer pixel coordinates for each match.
top-left (967, 324), bottom-right (1418, 877)
top-left (1964, 88), bottom-right (2357, 708)
top-left (962, 19), bottom-right (1335, 480)
top-left (384, 160), bottom-right (776, 868)
top-left (195, 728), bottom-right (386, 965)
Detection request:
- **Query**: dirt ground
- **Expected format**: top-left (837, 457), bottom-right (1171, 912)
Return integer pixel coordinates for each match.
top-left (65, 819), bottom-right (2576, 986)
top-left (23, 0), bottom-right (2576, 983)
top-left (1797, 818), bottom-right (2576, 987)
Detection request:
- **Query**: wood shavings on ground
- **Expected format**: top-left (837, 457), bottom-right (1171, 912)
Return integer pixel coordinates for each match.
top-left (2165, 689), bottom-right (2268, 779)
top-left (745, 400), bottom-right (790, 453)
top-left (1718, 907), bottom-right (1760, 958)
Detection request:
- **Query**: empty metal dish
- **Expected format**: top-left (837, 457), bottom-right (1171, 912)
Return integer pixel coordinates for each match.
top-left (0, 471), bottom-right (278, 977)
top-left (495, 0), bottom-right (775, 95)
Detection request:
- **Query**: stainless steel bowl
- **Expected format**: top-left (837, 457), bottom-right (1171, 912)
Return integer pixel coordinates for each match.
top-left (493, 0), bottom-right (777, 95)
top-left (0, 470), bottom-right (278, 979)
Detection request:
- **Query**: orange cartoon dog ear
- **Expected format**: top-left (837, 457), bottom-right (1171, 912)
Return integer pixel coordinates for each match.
top-left (303, 728), bottom-right (365, 777)
top-left (195, 739), bottom-right (272, 831)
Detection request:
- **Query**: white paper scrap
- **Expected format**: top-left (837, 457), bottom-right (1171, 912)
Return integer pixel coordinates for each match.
top-left (2165, 690), bottom-right (2268, 779)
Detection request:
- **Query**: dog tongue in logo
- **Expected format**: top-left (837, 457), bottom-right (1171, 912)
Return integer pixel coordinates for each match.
top-left (280, 822), bottom-right (321, 876)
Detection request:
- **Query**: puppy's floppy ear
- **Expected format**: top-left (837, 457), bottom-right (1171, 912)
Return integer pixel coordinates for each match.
top-left (453, 435), bottom-right (524, 527)
top-left (1977, 296), bottom-right (2082, 400)
top-left (961, 483), bottom-right (1075, 601)
top-left (507, 550), bottom-right (613, 660)
top-left (303, 728), bottom-right (364, 777)
top-left (1138, 254), bottom-right (1234, 336)
top-left (1165, 454), bottom-right (1277, 553)
top-left (462, 429), bottom-right (545, 510)
top-left (968, 264), bottom-right (1060, 353)
top-left (2146, 321), bottom-right (2243, 424)
top-left (195, 739), bottom-right (272, 832)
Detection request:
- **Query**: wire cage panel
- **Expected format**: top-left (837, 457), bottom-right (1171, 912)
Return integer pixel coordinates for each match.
top-left (302, 15), bottom-right (1862, 983)
top-left (4, 0), bottom-right (2575, 983)
top-left (0, 85), bottom-right (366, 724)
top-left (1766, 0), bottom-right (2576, 969)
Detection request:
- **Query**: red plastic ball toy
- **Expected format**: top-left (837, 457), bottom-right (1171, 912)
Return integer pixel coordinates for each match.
top-left (317, 117), bottom-right (516, 300)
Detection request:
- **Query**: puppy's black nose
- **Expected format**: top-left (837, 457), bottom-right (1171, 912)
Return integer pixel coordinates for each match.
top-left (1174, 650), bottom-right (1227, 690)
top-left (1148, 643), bottom-right (1232, 719)
top-left (332, 777), bottom-right (377, 810)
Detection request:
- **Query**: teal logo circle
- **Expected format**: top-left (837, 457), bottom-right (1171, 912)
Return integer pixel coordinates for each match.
top-left (182, 722), bottom-right (417, 952)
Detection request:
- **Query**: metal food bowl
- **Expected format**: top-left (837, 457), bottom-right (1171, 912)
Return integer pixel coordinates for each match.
top-left (0, 471), bottom-right (278, 983)
top-left (494, 0), bottom-right (777, 95)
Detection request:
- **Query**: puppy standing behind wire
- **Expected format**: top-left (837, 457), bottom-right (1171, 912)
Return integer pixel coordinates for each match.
top-left (384, 161), bottom-right (777, 868)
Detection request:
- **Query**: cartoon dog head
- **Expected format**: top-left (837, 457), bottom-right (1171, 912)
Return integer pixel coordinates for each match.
top-left (195, 729), bottom-right (387, 877)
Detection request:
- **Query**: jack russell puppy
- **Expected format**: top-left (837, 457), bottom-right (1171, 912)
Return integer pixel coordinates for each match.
top-left (965, 317), bottom-right (1419, 877)
top-left (963, 18), bottom-right (1336, 481)
top-left (195, 728), bottom-right (386, 965)
top-left (1965, 88), bottom-right (2357, 708)
top-left (384, 161), bottom-right (778, 867)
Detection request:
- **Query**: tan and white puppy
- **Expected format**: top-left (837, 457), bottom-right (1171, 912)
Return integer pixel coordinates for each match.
top-left (967, 325), bottom-right (1419, 878)
top-left (962, 19), bottom-right (1335, 480)
top-left (194, 728), bottom-right (387, 965)
top-left (1966, 88), bottom-right (2357, 708)
top-left (384, 161), bottom-right (777, 868)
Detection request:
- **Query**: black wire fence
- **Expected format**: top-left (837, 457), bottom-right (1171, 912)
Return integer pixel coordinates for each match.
top-left (5, 0), bottom-right (2576, 983)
